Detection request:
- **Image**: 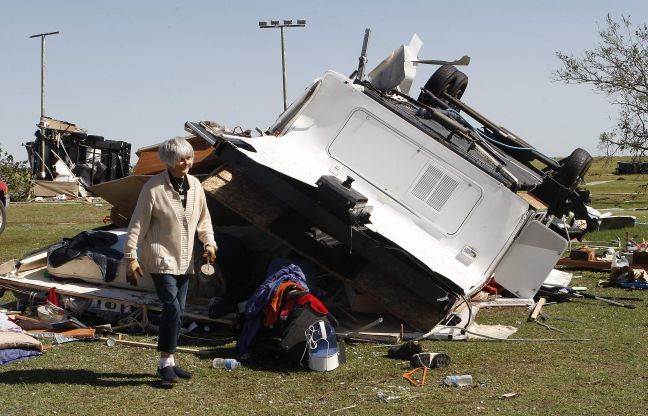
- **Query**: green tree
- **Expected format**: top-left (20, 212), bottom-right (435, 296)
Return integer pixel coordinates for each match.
top-left (0, 145), bottom-right (31, 201)
top-left (554, 14), bottom-right (648, 158)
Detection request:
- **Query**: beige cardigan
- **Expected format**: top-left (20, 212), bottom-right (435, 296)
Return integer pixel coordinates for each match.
top-left (124, 172), bottom-right (217, 275)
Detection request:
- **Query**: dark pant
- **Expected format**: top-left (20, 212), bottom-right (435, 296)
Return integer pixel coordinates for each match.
top-left (151, 273), bottom-right (190, 354)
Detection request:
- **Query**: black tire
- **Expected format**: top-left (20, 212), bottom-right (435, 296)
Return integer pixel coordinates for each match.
top-left (0, 199), bottom-right (5, 236)
top-left (554, 148), bottom-right (592, 190)
top-left (450, 70), bottom-right (468, 100)
top-left (418, 65), bottom-right (459, 105)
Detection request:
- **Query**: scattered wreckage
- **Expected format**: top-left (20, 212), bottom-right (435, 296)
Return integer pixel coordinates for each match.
top-left (24, 116), bottom-right (131, 197)
top-left (1, 32), bottom-right (598, 353)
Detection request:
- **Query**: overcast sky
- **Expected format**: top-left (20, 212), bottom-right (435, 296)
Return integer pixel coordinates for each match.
top-left (1, 1), bottom-right (647, 164)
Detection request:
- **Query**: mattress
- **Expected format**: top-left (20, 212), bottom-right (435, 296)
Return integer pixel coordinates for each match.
top-left (47, 229), bottom-right (157, 292)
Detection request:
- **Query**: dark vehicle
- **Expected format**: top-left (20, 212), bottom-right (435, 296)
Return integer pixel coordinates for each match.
top-left (0, 178), bottom-right (7, 236)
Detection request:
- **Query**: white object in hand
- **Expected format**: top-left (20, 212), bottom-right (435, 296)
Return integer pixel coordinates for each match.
top-left (201, 263), bottom-right (215, 276)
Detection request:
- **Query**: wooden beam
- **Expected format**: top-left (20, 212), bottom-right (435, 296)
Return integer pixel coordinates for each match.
top-left (528, 297), bottom-right (546, 322)
top-left (202, 168), bottom-right (286, 228)
top-left (100, 337), bottom-right (217, 355)
top-left (352, 264), bottom-right (448, 331)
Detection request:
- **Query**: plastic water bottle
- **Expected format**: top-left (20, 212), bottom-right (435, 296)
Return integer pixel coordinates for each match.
top-left (212, 358), bottom-right (241, 370)
top-left (443, 374), bottom-right (473, 387)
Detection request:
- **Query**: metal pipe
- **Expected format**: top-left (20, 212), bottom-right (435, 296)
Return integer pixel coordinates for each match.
top-left (356, 29), bottom-right (371, 81)
top-left (40, 36), bottom-right (45, 118)
top-left (280, 26), bottom-right (287, 111)
top-left (342, 317), bottom-right (384, 339)
top-left (443, 93), bottom-right (561, 170)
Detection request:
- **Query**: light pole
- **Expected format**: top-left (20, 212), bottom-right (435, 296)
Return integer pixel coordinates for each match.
top-left (30, 31), bottom-right (59, 179)
top-left (259, 19), bottom-right (306, 111)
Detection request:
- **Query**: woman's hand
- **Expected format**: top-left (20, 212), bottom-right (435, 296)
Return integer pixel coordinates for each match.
top-left (203, 244), bottom-right (216, 264)
top-left (126, 259), bottom-right (143, 286)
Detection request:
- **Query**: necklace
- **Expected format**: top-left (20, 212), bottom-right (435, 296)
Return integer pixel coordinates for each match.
top-left (171, 174), bottom-right (185, 192)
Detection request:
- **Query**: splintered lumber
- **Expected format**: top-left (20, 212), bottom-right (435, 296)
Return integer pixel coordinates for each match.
top-left (28, 328), bottom-right (96, 337)
top-left (88, 175), bottom-right (152, 220)
top-left (556, 258), bottom-right (612, 270)
top-left (352, 265), bottom-right (447, 331)
top-left (134, 147), bottom-right (218, 175)
top-left (528, 298), bottom-right (546, 322)
top-left (202, 168), bottom-right (286, 228)
top-left (557, 258), bottom-right (648, 272)
top-left (0, 259), bottom-right (17, 275)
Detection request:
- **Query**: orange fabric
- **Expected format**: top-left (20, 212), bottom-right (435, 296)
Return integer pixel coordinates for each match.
top-left (263, 281), bottom-right (304, 327)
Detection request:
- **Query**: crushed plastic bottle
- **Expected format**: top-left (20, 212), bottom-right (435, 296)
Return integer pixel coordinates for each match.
top-left (212, 358), bottom-right (241, 370)
top-left (443, 374), bottom-right (473, 387)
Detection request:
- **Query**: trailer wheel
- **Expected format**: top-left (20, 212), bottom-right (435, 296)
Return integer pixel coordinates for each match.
top-left (419, 65), bottom-right (468, 107)
top-left (451, 70), bottom-right (468, 100)
top-left (426, 65), bottom-right (459, 96)
top-left (554, 148), bottom-right (592, 190)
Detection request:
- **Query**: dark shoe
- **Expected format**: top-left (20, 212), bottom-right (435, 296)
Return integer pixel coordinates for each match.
top-left (410, 352), bottom-right (451, 369)
top-left (157, 366), bottom-right (180, 384)
top-left (387, 341), bottom-right (424, 359)
top-left (172, 365), bottom-right (192, 379)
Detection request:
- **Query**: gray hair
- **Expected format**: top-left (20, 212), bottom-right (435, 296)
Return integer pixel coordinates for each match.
top-left (158, 137), bottom-right (194, 166)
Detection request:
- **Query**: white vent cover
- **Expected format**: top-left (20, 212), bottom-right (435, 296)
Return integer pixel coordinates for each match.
top-left (410, 165), bottom-right (443, 200)
top-left (410, 165), bottom-right (459, 211)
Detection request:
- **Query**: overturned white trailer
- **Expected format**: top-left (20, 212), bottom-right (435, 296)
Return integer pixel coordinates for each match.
top-left (1, 32), bottom-right (595, 332)
top-left (182, 32), bottom-right (595, 329)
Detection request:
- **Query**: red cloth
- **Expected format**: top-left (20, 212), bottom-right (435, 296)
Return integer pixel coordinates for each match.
top-left (263, 282), bottom-right (305, 327)
top-left (296, 293), bottom-right (329, 315)
top-left (278, 293), bottom-right (330, 321)
top-left (46, 287), bottom-right (59, 307)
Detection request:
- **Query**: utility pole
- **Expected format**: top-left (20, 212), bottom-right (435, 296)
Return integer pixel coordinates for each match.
top-left (29, 31), bottom-right (59, 179)
top-left (259, 20), bottom-right (306, 111)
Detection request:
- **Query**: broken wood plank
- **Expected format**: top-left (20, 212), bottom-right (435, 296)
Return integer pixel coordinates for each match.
top-left (558, 257), bottom-right (648, 271)
top-left (8, 314), bottom-right (52, 330)
top-left (28, 328), bottom-right (96, 337)
top-left (352, 265), bottom-right (448, 331)
top-left (134, 146), bottom-right (218, 175)
top-left (100, 337), bottom-right (216, 355)
top-left (0, 260), bottom-right (16, 276)
top-left (517, 191), bottom-right (547, 209)
top-left (202, 168), bottom-right (286, 228)
top-left (528, 297), bottom-right (546, 322)
top-left (557, 258), bottom-right (612, 270)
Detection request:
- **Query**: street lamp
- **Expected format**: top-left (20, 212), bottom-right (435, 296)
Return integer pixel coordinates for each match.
top-left (30, 31), bottom-right (59, 179)
top-left (259, 19), bottom-right (306, 111)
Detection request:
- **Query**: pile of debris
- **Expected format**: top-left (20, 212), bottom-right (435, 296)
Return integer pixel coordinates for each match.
top-left (24, 116), bottom-right (131, 198)
top-left (1, 31), bottom-right (610, 375)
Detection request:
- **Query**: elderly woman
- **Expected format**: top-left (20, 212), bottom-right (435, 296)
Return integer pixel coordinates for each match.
top-left (124, 137), bottom-right (217, 383)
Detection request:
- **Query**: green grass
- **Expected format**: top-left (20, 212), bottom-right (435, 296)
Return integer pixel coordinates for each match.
top-left (583, 156), bottom-right (648, 210)
top-left (2, 179), bottom-right (648, 415)
top-left (0, 202), bottom-right (111, 261)
top-left (4, 269), bottom-right (648, 415)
